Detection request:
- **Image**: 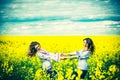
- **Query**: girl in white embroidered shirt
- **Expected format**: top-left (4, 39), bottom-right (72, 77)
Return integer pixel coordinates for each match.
top-left (62, 38), bottom-right (95, 79)
top-left (27, 41), bottom-right (60, 78)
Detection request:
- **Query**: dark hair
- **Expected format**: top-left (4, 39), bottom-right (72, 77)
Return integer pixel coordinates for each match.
top-left (83, 38), bottom-right (95, 53)
top-left (27, 41), bottom-right (40, 57)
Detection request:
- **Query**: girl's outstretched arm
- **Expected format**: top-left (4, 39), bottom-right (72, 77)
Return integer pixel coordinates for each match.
top-left (60, 52), bottom-right (77, 60)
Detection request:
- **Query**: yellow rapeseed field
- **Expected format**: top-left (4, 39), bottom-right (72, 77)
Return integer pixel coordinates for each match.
top-left (0, 36), bottom-right (120, 80)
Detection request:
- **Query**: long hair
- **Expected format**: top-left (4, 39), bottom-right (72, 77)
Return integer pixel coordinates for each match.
top-left (83, 38), bottom-right (95, 54)
top-left (27, 41), bottom-right (40, 57)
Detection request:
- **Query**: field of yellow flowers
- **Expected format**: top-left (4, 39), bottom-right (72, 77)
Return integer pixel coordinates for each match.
top-left (0, 36), bottom-right (120, 80)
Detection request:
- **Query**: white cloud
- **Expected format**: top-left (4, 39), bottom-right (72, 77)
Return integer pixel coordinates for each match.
top-left (13, 28), bottom-right (18, 31)
top-left (4, 0), bottom-right (108, 19)
top-left (1, 0), bottom-right (120, 35)
top-left (21, 26), bottom-right (29, 29)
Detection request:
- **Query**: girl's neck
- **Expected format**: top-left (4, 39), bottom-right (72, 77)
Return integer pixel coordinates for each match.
top-left (37, 48), bottom-right (43, 52)
top-left (84, 47), bottom-right (89, 51)
top-left (38, 49), bottom-right (47, 54)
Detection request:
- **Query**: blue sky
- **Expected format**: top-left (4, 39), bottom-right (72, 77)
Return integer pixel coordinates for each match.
top-left (0, 0), bottom-right (120, 35)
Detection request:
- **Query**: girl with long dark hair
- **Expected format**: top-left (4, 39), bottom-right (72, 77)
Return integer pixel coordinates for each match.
top-left (62, 38), bottom-right (95, 79)
top-left (27, 41), bottom-right (60, 78)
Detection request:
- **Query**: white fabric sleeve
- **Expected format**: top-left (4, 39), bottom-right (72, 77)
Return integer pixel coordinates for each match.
top-left (49, 52), bottom-right (60, 62)
top-left (80, 51), bottom-right (91, 58)
top-left (69, 51), bottom-right (81, 57)
top-left (37, 52), bottom-right (50, 60)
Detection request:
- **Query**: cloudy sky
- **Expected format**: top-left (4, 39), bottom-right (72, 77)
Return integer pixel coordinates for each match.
top-left (0, 0), bottom-right (120, 35)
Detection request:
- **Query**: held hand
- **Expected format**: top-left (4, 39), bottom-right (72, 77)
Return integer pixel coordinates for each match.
top-left (60, 53), bottom-right (64, 57)
top-left (60, 56), bottom-right (67, 60)
top-left (60, 53), bottom-right (67, 57)
top-left (59, 53), bottom-right (66, 60)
